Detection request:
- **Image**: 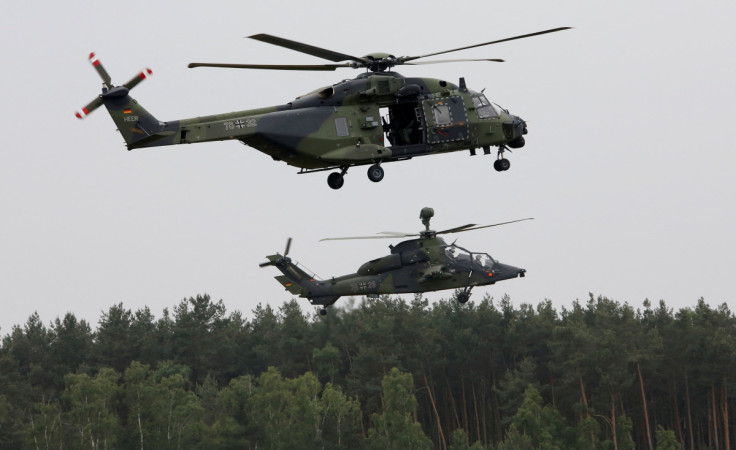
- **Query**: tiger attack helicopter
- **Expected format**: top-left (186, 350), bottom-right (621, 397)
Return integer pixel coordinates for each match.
top-left (76, 28), bottom-right (570, 189)
top-left (260, 208), bottom-right (531, 315)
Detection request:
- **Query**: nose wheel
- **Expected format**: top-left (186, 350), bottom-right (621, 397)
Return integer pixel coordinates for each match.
top-left (494, 147), bottom-right (511, 172)
top-left (494, 158), bottom-right (510, 171)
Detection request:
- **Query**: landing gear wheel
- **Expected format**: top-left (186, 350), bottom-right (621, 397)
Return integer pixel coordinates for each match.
top-left (367, 164), bottom-right (384, 183)
top-left (457, 292), bottom-right (470, 304)
top-left (319, 308), bottom-right (328, 316)
top-left (327, 172), bottom-right (344, 189)
top-left (494, 158), bottom-right (510, 172)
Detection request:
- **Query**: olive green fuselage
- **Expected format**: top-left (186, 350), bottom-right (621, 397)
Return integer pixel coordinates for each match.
top-left (264, 236), bottom-right (526, 308)
top-left (102, 72), bottom-right (527, 171)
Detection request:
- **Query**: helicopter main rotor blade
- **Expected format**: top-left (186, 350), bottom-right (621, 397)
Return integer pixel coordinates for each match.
top-left (403, 58), bottom-right (504, 65)
top-left (446, 218), bottom-right (535, 233)
top-left (401, 27), bottom-right (571, 62)
top-left (188, 62), bottom-right (352, 71)
top-left (435, 224), bottom-right (478, 234)
top-left (320, 233), bottom-right (417, 242)
top-left (248, 33), bottom-right (369, 65)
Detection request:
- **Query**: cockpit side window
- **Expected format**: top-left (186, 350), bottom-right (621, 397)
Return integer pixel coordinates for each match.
top-left (446, 245), bottom-right (495, 269)
top-left (472, 95), bottom-right (499, 119)
top-left (472, 253), bottom-right (494, 269)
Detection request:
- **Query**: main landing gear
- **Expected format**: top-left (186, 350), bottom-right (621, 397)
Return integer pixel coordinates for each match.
top-left (327, 166), bottom-right (348, 190)
top-left (327, 172), bottom-right (344, 189)
top-left (319, 308), bottom-right (328, 316)
top-left (457, 286), bottom-right (473, 304)
top-left (367, 164), bottom-right (384, 182)
top-left (326, 163), bottom-right (385, 189)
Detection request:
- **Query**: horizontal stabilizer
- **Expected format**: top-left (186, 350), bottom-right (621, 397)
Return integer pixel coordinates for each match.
top-left (275, 275), bottom-right (304, 295)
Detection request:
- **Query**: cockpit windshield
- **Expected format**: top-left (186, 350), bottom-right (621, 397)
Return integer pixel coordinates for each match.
top-left (471, 94), bottom-right (499, 119)
top-left (444, 244), bottom-right (496, 269)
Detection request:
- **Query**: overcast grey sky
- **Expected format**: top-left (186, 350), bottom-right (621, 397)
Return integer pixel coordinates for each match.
top-left (1, 0), bottom-right (735, 333)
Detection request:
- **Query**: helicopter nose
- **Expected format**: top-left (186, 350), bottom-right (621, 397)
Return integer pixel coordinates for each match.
top-left (516, 116), bottom-right (528, 135)
top-left (506, 116), bottom-right (527, 148)
top-left (494, 263), bottom-right (526, 280)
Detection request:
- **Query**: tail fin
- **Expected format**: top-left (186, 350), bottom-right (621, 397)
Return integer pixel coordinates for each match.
top-left (267, 257), bottom-right (317, 297)
top-left (76, 53), bottom-right (175, 149)
top-left (261, 238), bottom-right (325, 298)
top-left (101, 85), bottom-right (175, 149)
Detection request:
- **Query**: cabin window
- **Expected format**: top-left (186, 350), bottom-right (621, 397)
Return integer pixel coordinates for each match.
top-left (334, 117), bottom-right (349, 137)
top-left (432, 104), bottom-right (452, 126)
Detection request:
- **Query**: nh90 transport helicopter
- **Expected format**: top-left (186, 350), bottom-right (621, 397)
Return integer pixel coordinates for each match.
top-left (260, 208), bottom-right (531, 315)
top-left (76, 28), bottom-right (570, 189)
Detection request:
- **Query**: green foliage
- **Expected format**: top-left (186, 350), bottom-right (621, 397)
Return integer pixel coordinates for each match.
top-left (506, 384), bottom-right (574, 450)
top-left (448, 428), bottom-right (484, 450)
top-left (313, 342), bottom-right (341, 383)
top-left (368, 367), bottom-right (431, 450)
top-left (124, 360), bottom-right (205, 449)
top-left (655, 425), bottom-right (683, 450)
top-left (575, 416), bottom-right (601, 449)
top-left (25, 398), bottom-right (62, 449)
top-left (496, 425), bottom-right (533, 450)
top-left (247, 367), bottom-right (363, 450)
top-left (63, 368), bottom-right (121, 449)
top-left (0, 294), bottom-right (735, 448)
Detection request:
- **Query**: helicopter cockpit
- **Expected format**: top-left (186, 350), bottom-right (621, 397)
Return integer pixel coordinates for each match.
top-left (471, 93), bottom-right (501, 119)
top-left (444, 244), bottom-right (496, 269)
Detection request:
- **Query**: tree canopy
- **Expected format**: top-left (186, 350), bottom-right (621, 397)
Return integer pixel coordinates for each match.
top-left (0, 293), bottom-right (733, 449)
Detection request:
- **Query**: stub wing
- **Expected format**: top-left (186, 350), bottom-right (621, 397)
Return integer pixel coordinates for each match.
top-left (419, 265), bottom-right (454, 282)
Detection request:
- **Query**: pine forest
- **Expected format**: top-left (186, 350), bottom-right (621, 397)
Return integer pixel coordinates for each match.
top-left (0, 293), bottom-right (733, 449)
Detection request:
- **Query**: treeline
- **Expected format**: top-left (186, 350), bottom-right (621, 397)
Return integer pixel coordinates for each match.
top-left (0, 293), bottom-right (733, 449)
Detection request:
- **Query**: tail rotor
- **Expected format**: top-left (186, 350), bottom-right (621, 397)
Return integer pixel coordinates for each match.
top-left (75, 52), bottom-right (153, 119)
top-left (88, 52), bottom-right (112, 88)
top-left (259, 238), bottom-right (293, 267)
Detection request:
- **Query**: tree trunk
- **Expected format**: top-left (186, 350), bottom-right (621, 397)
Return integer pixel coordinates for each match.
top-left (686, 377), bottom-right (695, 450)
top-left (578, 368), bottom-right (589, 419)
top-left (492, 372), bottom-right (502, 444)
top-left (672, 381), bottom-right (684, 448)
top-left (461, 376), bottom-right (469, 435)
top-left (424, 375), bottom-right (446, 450)
top-left (637, 362), bottom-right (654, 450)
top-left (445, 374), bottom-right (461, 429)
top-left (712, 384), bottom-right (720, 450)
top-left (611, 394), bottom-right (618, 450)
top-left (480, 379), bottom-right (488, 446)
top-left (722, 380), bottom-right (730, 450)
top-left (472, 381), bottom-right (481, 443)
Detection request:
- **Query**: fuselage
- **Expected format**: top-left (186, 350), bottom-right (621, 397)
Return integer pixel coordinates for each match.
top-left (268, 236), bottom-right (526, 306)
top-left (120, 72), bottom-right (527, 170)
